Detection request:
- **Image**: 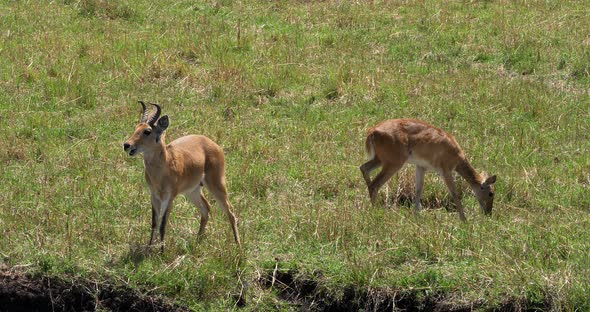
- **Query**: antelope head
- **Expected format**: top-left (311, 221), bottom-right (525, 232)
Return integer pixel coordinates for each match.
top-left (123, 101), bottom-right (169, 156)
top-left (473, 174), bottom-right (496, 215)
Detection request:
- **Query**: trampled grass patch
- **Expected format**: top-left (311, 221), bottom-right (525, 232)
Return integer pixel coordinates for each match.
top-left (1, 0), bottom-right (590, 310)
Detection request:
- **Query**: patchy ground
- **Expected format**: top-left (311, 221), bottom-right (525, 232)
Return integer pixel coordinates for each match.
top-left (259, 269), bottom-right (553, 312)
top-left (0, 267), bottom-right (557, 311)
top-left (0, 270), bottom-right (188, 312)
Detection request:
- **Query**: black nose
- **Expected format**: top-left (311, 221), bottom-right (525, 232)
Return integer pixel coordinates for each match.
top-left (123, 143), bottom-right (130, 150)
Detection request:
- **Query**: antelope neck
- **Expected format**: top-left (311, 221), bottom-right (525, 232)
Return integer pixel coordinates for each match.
top-left (142, 140), bottom-right (168, 168)
top-left (455, 159), bottom-right (483, 188)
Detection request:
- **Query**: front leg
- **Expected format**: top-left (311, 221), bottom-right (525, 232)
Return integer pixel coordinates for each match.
top-left (414, 166), bottom-right (426, 213)
top-left (440, 171), bottom-right (467, 222)
top-left (158, 194), bottom-right (174, 253)
top-left (148, 193), bottom-right (160, 249)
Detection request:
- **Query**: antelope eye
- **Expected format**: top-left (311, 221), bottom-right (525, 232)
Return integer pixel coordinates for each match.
top-left (489, 192), bottom-right (494, 197)
top-left (143, 129), bottom-right (152, 136)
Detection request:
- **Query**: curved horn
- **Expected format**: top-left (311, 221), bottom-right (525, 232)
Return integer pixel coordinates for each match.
top-left (147, 103), bottom-right (161, 126)
top-left (138, 101), bottom-right (149, 123)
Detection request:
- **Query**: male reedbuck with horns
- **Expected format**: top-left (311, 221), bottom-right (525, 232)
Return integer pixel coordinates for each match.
top-left (123, 101), bottom-right (241, 251)
top-left (360, 119), bottom-right (496, 221)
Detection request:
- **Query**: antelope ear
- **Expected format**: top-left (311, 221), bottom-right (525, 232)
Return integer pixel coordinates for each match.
top-left (483, 175), bottom-right (497, 186)
top-left (157, 115), bottom-right (169, 130)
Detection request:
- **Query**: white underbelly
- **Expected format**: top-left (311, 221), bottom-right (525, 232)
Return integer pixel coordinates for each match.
top-left (407, 155), bottom-right (435, 170)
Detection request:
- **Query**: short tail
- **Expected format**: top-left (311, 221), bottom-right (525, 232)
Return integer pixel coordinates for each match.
top-left (365, 131), bottom-right (376, 160)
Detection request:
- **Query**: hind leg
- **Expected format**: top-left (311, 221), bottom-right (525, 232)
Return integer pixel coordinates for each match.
top-left (368, 162), bottom-right (404, 205)
top-left (186, 185), bottom-right (211, 236)
top-left (204, 175), bottom-right (241, 246)
top-left (364, 135), bottom-right (408, 205)
top-left (360, 157), bottom-right (381, 187)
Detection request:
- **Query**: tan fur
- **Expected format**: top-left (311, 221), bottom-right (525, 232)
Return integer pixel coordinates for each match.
top-left (124, 120), bottom-right (241, 252)
top-left (360, 119), bottom-right (496, 221)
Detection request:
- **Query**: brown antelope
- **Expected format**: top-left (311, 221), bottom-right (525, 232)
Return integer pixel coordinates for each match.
top-left (123, 101), bottom-right (241, 251)
top-left (360, 119), bottom-right (496, 221)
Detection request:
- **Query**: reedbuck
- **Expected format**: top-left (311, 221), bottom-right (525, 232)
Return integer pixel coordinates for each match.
top-left (360, 119), bottom-right (496, 221)
top-left (123, 102), bottom-right (241, 251)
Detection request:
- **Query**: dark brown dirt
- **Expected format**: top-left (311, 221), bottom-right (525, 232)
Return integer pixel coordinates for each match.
top-left (0, 270), bottom-right (188, 312)
top-left (260, 269), bottom-right (553, 312)
top-left (0, 267), bottom-right (553, 311)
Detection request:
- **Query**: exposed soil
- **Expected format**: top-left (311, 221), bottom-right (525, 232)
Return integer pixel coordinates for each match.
top-left (260, 269), bottom-right (471, 311)
top-left (260, 269), bottom-right (553, 312)
top-left (0, 267), bottom-right (553, 311)
top-left (0, 270), bottom-right (188, 312)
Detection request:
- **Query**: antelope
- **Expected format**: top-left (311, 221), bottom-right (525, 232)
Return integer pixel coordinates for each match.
top-left (123, 101), bottom-right (241, 251)
top-left (360, 119), bottom-right (496, 221)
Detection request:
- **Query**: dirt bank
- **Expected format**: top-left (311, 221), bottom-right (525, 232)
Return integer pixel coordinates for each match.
top-left (0, 270), bottom-right (187, 312)
top-left (259, 269), bottom-right (553, 311)
top-left (0, 267), bottom-right (553, 311)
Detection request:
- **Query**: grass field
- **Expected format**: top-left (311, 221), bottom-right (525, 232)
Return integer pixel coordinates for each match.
top-left (1, 0), bottom-right (590, 310)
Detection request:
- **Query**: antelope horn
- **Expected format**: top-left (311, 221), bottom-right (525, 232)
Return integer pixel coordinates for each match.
top-left (138, 101), bottom-right (150, 123)
top-left (147, 103), bottom-right (161, 127)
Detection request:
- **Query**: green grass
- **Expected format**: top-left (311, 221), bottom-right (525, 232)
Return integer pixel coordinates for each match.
top-left (2, 0), bottom-right (590, 310)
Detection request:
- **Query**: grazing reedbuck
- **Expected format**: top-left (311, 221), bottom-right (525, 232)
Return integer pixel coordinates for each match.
top-left (360, 119), bottom-right (496, 221)
top-left (123, 101), bottom-right (241, 251)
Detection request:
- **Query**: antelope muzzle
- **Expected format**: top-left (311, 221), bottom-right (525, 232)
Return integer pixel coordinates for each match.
top-left (123, 142), bottom-right (137, 156)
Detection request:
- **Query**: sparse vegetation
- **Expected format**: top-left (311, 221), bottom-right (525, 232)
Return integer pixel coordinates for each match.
top-left (1, 0), bottom-right (590, 310)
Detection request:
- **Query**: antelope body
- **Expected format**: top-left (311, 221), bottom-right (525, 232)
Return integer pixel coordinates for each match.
top-left (123, 102), bottom-right (241, 251)
top-left (360, 119), bottom-right (496, 221)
